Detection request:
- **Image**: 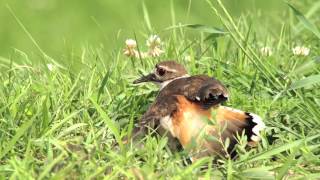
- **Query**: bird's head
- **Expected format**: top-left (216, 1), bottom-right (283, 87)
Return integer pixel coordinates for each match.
top-left (133, 60), bottom-right (189, 88)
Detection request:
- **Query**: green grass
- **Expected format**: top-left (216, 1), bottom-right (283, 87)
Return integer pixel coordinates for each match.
top-left (1, 0), bottom-right (320, 179)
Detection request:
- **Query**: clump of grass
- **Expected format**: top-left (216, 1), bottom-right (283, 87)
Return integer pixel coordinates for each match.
top-left (0, 1), bottom-right (320, 179)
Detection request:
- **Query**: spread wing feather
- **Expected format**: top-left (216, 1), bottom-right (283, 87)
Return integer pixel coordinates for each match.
top-left (138, 75), bottom-right (228, 129)
top-left (159, 75), bottom-right (228, 108)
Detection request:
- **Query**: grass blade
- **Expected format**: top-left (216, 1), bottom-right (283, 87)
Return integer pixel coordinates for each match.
top-left (184, 24), bottom-right (227, 34)
top-left (90, 98), bottom-right (123, 149)
top-left (0, 118), bottom-right (34, 159)
top-left (236, 134), bottom-right (320, 164)
top-left (44, 110), bottom-right (82, 137)
top-left (227, 158), bottom-right (233, 180)
top-left (97, 70), bottom-right (113, 102)
top-left (57, 123), bottom-right (87, 139)
top-left (289, 56), bottom-right (320, 76)
top-left (239, 167), bottom-right (274, 180)
top-left (6, 5), bottom-right (65, 69)
top-left (277, 148), bottom-right (299, 179)
top-left (166, 24), bottom-right (228, 34)
top-left (287, 3), bottom-right (320, 39)
top-left (142, 1), bottom-right (152, 32)
top-left (289, 74), bottom-right (320, 90)
top-left (180, 157), bottom-right (210, 177)
top-left (38, 153), bottom-right (65, 180)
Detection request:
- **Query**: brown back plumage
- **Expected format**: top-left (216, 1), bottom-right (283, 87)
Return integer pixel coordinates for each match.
top-left (140, 75), bottom-right (228, 126)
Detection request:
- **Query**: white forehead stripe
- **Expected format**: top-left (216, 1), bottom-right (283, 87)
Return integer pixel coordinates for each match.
top-left (157, 65), bottom-right (178, 73)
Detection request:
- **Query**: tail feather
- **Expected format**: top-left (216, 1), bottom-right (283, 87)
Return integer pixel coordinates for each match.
top-left (217, 106), bottom-right (265, 143)
top-left (246, 112), bottom-right (265, 142)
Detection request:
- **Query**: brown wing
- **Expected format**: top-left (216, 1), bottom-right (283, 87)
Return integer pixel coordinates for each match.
top-left (159, 75), bottom-right (228, 109)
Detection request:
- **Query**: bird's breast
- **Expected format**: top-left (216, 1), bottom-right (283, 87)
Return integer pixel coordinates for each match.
top-left (159, 95), bottom-right (213, 147)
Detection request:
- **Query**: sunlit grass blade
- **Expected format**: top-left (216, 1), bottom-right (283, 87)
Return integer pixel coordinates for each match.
top-left (227, 158), bottom-right (234, 180)
top-left (38, 153), bottom-right (66, 180)
top-left (97, 69), bottom-right (113, 102)
top-left (166, 24), bottom-right (228, 34)
top-left (238, 167), bottom-right (275, 180)
top-left (289, 74), bottom-right (320, 90)
top-left (56, 123), bottom-right (87, 139)
top-left (170, 0), bottom-right (177, 40)
top-left (236, 134), bottom-right (320, 164)
top-left (44, 110), bottom-right (82, 137)
top-left (277, 148), bottom-right (299, 179)
top-left (179, 157), bottom-right (210, 177)
top-left (90, 98), bottom-right (123, 149)
top-left (0, 118), bottom-right (34, 159)
top-left (288, 56), bottom-right (320, 76)
top-left (205, 0), bottom-right (284, 89)
top-left (142, 1), bottom-right (152, 32)
top-left (287, 3), bottom-right (320, 39)
top-left (0, 56), bottom-right (19, 68)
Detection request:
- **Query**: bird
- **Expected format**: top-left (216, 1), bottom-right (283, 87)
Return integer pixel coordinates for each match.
top-left (131, 60), bottom-right (265, 161)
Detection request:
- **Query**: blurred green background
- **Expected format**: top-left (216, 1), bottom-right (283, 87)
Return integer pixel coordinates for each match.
top-left (0, 0), bottom-right (315, 59)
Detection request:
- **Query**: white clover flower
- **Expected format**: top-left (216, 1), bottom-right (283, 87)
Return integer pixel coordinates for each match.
top-left (292, 46), bottom-right (310, 56)
top-left (146, 35), bottom-right (161, 48)
top-left (125, 39), bottom-right (137, 48)
top-left (46, 63), bottom-right (55, 71)
top-left (123, 39), bottom-right (139, 58)
top-left (123, 39), bottom-right (148, 58)
top-left (260, 47), bottom-right (273, 57)
top-left (146, 35), bottom-right (164, 57)
top-left (148, 47), bottom-right (164, 57)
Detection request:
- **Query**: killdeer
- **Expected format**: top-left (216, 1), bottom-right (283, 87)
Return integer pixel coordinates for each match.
top-left (132, 60), bottom-right (265, 160)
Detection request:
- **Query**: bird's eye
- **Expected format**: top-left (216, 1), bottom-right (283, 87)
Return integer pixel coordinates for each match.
top-left (157, 68), bottom-right (166, 76)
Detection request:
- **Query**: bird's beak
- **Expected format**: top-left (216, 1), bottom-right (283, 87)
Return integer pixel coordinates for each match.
top-left (133, 73), bottom-right (158, 84)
